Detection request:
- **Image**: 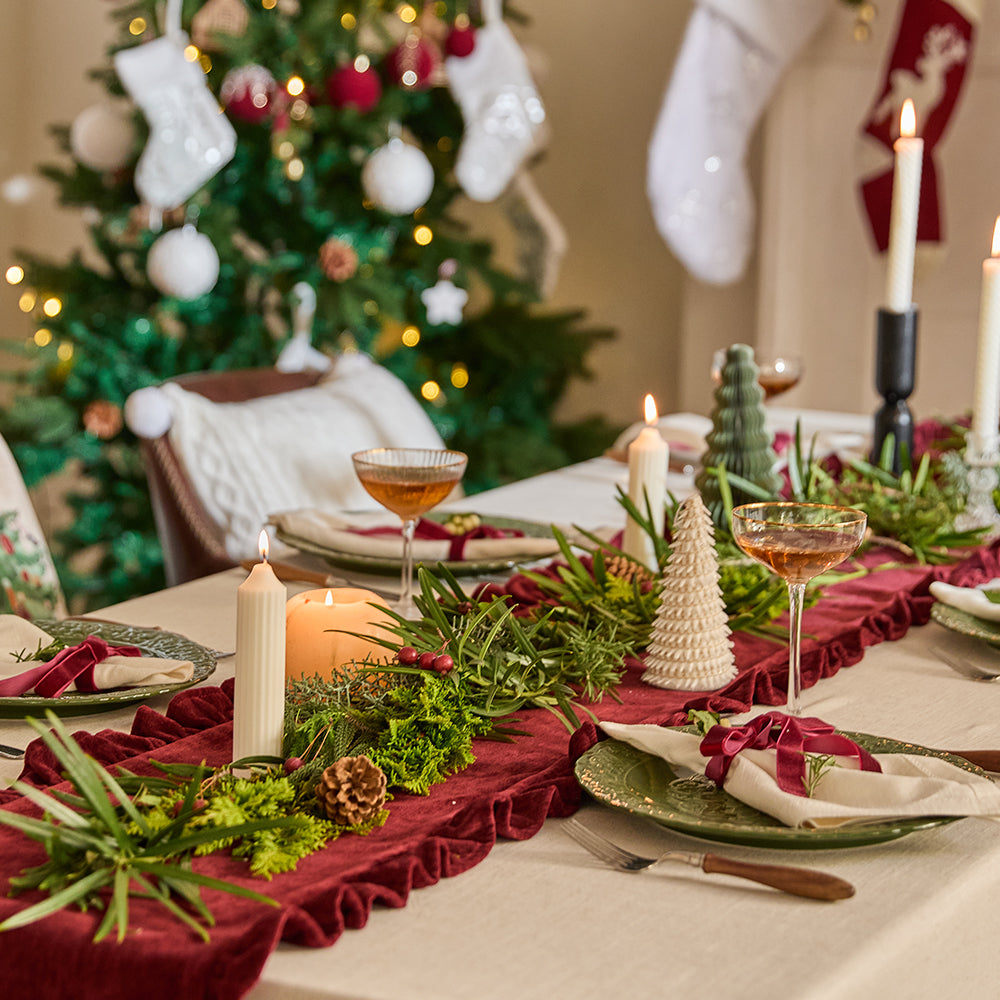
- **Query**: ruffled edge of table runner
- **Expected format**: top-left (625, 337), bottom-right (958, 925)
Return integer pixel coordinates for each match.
top-left (0, 539), bottom-right (998, 1000)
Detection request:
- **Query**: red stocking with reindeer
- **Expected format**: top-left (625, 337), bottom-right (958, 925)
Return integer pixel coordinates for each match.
top-left (859, 0), bottom-right (976, 253)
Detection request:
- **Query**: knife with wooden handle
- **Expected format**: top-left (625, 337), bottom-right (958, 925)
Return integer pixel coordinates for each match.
top-left (943, 749), bottom-right (1000, 772)
top-left (239, 559), bottom-right (339, 588)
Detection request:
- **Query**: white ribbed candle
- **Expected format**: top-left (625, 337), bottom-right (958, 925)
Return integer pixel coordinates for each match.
top-left (622, 395), bottom-right (668, 571)
top-left (233, 557), bottom-right (286, 761)
top-left (884, 101), bottom-right (923, 313)
top-left (969, 221), bottom-right (1000, 459)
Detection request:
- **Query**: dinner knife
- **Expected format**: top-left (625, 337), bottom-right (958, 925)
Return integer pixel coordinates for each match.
top-left (239, 559), bottom-right (339, 588)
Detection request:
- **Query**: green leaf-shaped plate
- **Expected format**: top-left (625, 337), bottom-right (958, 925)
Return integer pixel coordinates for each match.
top-left (930, 601), bottom-right (1000, 648)
top-left (0, 620), bottom-right (216, 718)
top-left (575, 732), bottom-right (980, 850)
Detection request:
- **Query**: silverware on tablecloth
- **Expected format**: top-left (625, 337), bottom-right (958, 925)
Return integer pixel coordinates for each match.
top-left (0, 742), bottom-right (24, 759)
top-left (562, 817), bottom-right (855, 902)
top-left (931, 644), bottom-right (1000, 681)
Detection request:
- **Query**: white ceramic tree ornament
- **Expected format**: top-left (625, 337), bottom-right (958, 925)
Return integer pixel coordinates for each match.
top-left (642, 491), bottom-right (737, 691)
top-left (147, 225), bottom-right (220, 300)
top-left (275, 283), bottom-right (333, 373)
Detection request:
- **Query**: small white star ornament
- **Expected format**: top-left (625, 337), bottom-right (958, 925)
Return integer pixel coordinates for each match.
top-left (421, 279), bottom-right (468, 326)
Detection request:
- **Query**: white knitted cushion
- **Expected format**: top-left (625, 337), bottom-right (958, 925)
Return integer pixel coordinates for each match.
top-left (161, 353), bottom-right (447, 560)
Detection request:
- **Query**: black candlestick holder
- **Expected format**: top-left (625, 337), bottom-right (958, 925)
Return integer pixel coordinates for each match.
top-left (872, 306), bottom-right (918, 474)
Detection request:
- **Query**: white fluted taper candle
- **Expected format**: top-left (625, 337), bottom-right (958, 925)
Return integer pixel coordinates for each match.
top-left (969, 217), bottom-right (1000, 459)
top-left (233, 530), bottom-right (286, 761)
top-left (884, 99), bottom-right (924, 313)
top-left (622, 394), bottom-right (668, 571)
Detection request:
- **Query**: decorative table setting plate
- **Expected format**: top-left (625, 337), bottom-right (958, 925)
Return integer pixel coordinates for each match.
top-left (930, 601), bottom-right (1000, 649)
top-left (0, 620), bottom-right (216, 718)
top-left (574, 732), bottom-right (982, 850)
top-left (271, 509), bottom-right (564, 577)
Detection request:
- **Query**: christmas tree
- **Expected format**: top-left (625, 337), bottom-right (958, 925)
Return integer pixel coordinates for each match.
top-left (0, 0), bottom-right (614, 609)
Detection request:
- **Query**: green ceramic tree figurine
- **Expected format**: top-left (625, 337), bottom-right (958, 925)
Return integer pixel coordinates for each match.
top-left (696, 343), bottom-right (782, 525)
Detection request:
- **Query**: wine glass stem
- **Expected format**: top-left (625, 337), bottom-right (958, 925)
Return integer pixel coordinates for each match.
top-left (399, 517), bottom-right (417, 615)
top-left (786, 582), bottom-right (806, 716)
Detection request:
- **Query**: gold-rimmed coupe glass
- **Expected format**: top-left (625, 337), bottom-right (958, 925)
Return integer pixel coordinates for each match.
top-left (352, 447), bottom-right (467, 619)
top-left (711, 350), bottom-right (804, 401)
top-left (731, 502), bottom-right (867, 715)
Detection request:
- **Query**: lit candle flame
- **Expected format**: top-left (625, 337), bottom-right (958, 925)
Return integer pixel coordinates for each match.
top-left (992, 217), bottom-right (1000, 259)
top-left (643, 393), bottom-right (658, 426)
top-left (900, 99), bottom-right (916, 139)
top-left (258, 529), bottom-right (270, 563)
top-left (325, 589), bottom-right (334, 606)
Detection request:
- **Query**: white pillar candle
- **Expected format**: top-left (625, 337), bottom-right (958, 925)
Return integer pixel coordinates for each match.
top-left (884, 99), bottom-right (924, 313)
top-left (622, 394), bottom-right (668, 571)
top-left (969, 217), bottom-right (1000, 459)
top-left (233, 529), bottom-right (286, 761)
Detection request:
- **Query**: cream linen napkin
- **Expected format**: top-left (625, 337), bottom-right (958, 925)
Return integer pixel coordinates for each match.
top-left (929, 579), bottom-right (1000, 623)
top-left (0, 616), bottom-right (194, 694)
top-left (269, 508), bottom-right (581, 562)
top-left (601, 720), bottom-right (1000, 829)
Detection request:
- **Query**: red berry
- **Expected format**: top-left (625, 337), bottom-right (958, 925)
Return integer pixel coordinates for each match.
top-left (192, 798), bottom-right (208, 812)
top-left (418, 651), bottom-right (436, 669)
top-left (284, 757), bottom-right (304, 774)
top-left (432, 654), bottom-right (454, 674)
top-left (397, 645), bottom-right (419, 665)
top-left (455, 601), bottom-right (473, 614)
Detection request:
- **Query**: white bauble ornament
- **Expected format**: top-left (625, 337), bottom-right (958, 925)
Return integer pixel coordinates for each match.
top-left (147, 226), bottom-right (220, 300)
top-left (70, 104), bottom-right (136, 172)
top-left (361, 138), bottom-right (434, 215)
top-left (124, 386), bottom-right (174, 440)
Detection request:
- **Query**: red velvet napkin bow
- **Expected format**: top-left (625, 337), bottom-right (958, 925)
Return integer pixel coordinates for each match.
top-left (353, 517), bottom-right (525, 560)
top-left (699, 712), bottom-right (882, 798)
top-left (0, 635), bottom-right (143, 698)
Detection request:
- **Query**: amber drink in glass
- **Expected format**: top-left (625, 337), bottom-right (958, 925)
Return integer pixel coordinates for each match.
top-left (731, 502), bottom-right (867, 714)
top-left (352, 448), bottom-right (467, 618)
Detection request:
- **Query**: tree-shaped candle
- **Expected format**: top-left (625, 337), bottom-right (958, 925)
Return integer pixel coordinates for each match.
top-left (696, 343), bottom-right (782, 526)
top-left (642, 492), bottom-right (737, 691)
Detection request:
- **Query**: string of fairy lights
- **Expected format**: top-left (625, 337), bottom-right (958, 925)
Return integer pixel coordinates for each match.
top-left (4, 0), bottom-right (479, 411)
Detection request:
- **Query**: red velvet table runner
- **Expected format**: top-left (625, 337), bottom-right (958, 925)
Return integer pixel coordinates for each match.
top-left (1, 541), bottom-right (998, 1000)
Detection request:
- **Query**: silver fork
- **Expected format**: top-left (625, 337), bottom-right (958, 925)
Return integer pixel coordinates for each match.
top-left (931, 644), bottom-right (1000, 681)
top-left (562, 817), bottom-right (854, 901)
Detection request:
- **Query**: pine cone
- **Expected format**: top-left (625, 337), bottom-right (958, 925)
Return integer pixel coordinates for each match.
top-left (315, 754), bottom-right (387, 826)
top-left (603, 553), bottom-right (654, 584)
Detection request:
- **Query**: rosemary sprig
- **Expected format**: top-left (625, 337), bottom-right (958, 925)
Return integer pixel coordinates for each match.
top-left (802, 753), bottom-right (838, 797)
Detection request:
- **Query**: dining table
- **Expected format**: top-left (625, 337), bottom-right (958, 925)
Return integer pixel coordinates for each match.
top-left (2, 407), bottom-right (1000, 1000)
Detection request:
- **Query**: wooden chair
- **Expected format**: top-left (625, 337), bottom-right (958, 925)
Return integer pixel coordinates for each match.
top-left (127, 369), bottom-right (323, 586)
top-left (125, 356), bottom-right (449, 587)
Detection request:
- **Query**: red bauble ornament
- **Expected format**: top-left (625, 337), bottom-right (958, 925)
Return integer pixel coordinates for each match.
top-left (327, 62), bottom-right (382, 113)
top-left (221, 65), bottom-right (276, 124)
top-left (445, 24), bottom-right (476, 58)
top-left (388, 36), bottom-right (438, 90)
